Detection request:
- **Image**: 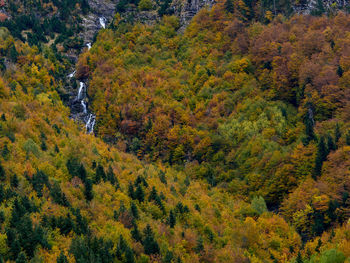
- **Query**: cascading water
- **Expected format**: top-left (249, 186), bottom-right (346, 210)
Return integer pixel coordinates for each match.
top-left (77, 82), bottom-right (85, 101)
top-left (81, 100), bottom-right (87, 114)
top-left (85, 114), bottom-right (96, 134)
top-left (70, 17), bottom-right (108, 134)
top-left (99, 17), bottom-right (106, 29)
top-left (68, 70), bottom-right (76, 78)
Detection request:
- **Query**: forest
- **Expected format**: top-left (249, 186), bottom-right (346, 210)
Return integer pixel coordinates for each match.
top-left (0, 0), bottom-right (350, 262)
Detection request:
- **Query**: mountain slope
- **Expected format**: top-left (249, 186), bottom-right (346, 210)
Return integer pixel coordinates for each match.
top-left (0, 26), bottom-right (306, 263)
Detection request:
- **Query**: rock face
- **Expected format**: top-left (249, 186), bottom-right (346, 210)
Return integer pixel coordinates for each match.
top-left (293, 0), bottom-right (349, 14)
top-left (79, 0), bottom-right (118, 44)
top-left (173, 0), bottom-right (215, 31)
top-left (79, 0), bottom-right (215, 44)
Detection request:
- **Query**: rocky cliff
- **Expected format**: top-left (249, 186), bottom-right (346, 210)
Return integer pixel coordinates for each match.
top-left (79, 0), bottom-right (215, 44)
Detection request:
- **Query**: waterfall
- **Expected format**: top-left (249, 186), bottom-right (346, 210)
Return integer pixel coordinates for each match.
top-left (81, 100), bottom-right (87, 114)
top-left (85, 114), bottom-right (96, 134)
top-left (68, 70), bottom-right (76, 78)
top-left (70, 17), bottom-right (111, 135)
top-left (77, 82), bottom-right (85, 101)
top-left (99, 17), bottom-right (106, 29)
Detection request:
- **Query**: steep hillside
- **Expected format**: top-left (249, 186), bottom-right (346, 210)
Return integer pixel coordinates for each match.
top-left (0, 0), bottom-right (350, 263)
top-left (0, 26), bottom-right (318, 263)
top-left (75, 1), bottom-right (350, 260)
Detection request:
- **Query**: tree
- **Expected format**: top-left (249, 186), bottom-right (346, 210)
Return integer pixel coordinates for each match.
top-left (296, 252), bottom-right (303, 263)
top-left (225, 0), bottom-right (234, 13)
top-left (337, 65), bottom-right (344, 77)
top-left (16, 252), bottom-right (27, 263)
top-left (9, 44), bottom-right (18, 62)
top-left (125, 247), bottom-right (135, 263)
top-left (304, 109), bottom-right (315, 144)
top-left (318, 249), bottom-right (346, 263)
top-left (138, 0), bottom-right (153, 11)
top-left (194, 236), bottom-right (204, 254)
top-left (135, 185), bottom-right (145, 203)
top-left (78, 164), bottom-right (87, 182)
top-left (335, 123), bottom-right (341, 146)
top-left (311, 0), bottom-right (325, 16)
top-left (314, 136), bottom-right (327, 179)
top-left (50, 182), bottom-right (69, 207)
top-left (130, 202), bottom-right (139, 219)
top-left (251, 196), bottom-right (268, 215)
top-left (40, 140), bottom-right (47, 151)
top-left (95, 164), bottom-right (106, 183)
top-left (327, 135), bottom-right (336, 153)
top-left (131, 222), bottom-right (142, 242)
top-left (168, 210), bottom-right (176, 228)
top-left (128, 183), bottom-right (135, 199)
top-left (1, 144), bottom-right (9, 160)
top-left (56, 251), bottom-right (68, 263)
top-left (10, 174), bottom-right (19, 188)
top-left (0, 163), bottom-right (5, 181)
top-left (84, 179), bottom-right (93, 202)
top-left (346, 130), bottom-right (350, 146)
top-left (107, 165), bottom-right (116, 185)
top-left (143, 224), bottom-right (159, 255)
top-left (148, 186), bottom-right (158, 201)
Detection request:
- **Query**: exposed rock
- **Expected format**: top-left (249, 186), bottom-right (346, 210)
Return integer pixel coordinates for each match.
top-left (79, 0), bottom-right (118, 44)
top-left (173, 0), bottom-right (215, 31)
top-left (293, 0), bottom-right (349, 14)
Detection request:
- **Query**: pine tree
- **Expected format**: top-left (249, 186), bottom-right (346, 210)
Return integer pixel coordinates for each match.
top-left (311, 0), bottom-right (325, 16)
top-left (304, 116), bottom-right (315, 144)
top-left (95, 164), bottom-right (106, 182)
top-left (131, 222), bottom-right (142, 242)
top-left (130, 202), bottom-right (139, 219)
top-left (315, 238), bottom-right (322, 252)
top-left (296, 252), bottom-right (303, 263)
top-left (337, 65), bottom-right (344, 77)
top-left (335, 123), bottom-right (341, 145)
top-left (107, 165), bottom-right (116, 185)
top-left (327, 135), bottom-right (336, 153)
top-left (125, 247), bottom-right (136, 263)
top-left (9, 44), bottom-right (18, 62)
top-left (164, 250), bottom-right (174, 263)
top-left (148, 186), bottom-right (158, 201)
top-left (15, 252), bottom-right (27, 263)
top-left (10, 174), bottom-right (19, 188)
top-left (84, 179), bottom-right (93, 202)
top-left (313, 136), bottom-right (327, 179)
top-left (0, 211), bottom-right (5, 224)
top-left (224, 0), bottom-right (234, 13)
top-left (168, 210), bottom-right (176, 228)
top-left (194, 236), bottom-right (204, 254)
top-left (40, 140), bottom-right (47, 151)
top-left (78, 164), bottom-right (87, 182)
top-left (50, 182), bottom-right (69, 207)
top-left (128, 183), bottom-right (135, 199)
top-left (54, 144), bottom-right (59, 153)
top-left (0, 163), bottom-right (5, 181)
top-left (56, 251), bottom-right (68, 263)
top-left (10, 239), bottom-right (21, 260)
top-left (143, 224), bottom-right (159, 255)
top-left (1, 144), bottom-right (9, 160)
top-left (346, 130), bottom-right (350, 146)
top-left (135, 185), bottom-right (145, 203)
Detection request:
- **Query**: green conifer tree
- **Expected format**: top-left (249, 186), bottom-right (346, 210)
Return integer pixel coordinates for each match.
top-left (56, 251), bottom-right (68, 263)
top-left (168, 210), bottom-right (176, 228)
